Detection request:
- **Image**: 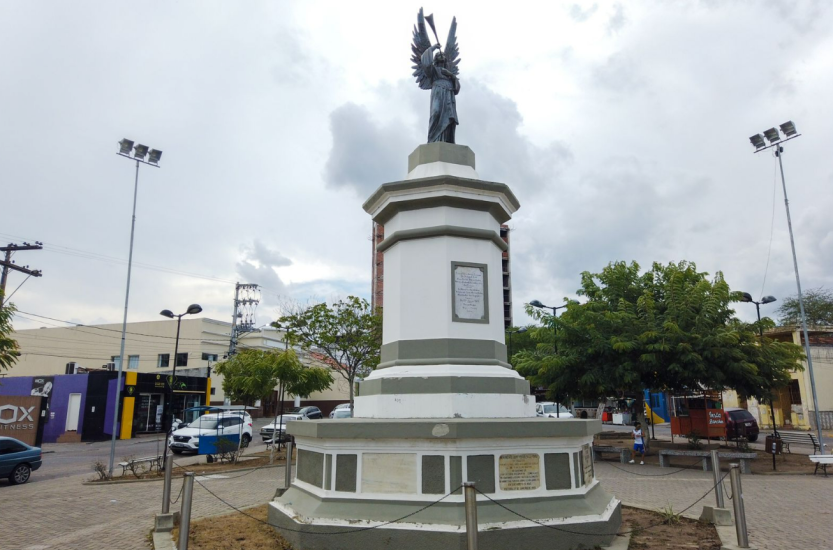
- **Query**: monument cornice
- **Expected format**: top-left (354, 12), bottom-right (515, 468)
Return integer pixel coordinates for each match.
top-left (375, 224), bottom-right (508, 253)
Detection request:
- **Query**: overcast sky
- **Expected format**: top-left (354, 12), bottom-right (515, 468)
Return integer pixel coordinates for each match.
top-left (2, 1), bottom-right (831, 334)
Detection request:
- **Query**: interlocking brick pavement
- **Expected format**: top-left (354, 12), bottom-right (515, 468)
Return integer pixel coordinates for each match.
top-left (0, 465), bottom-right (286, 550)
top-left (596, 461), bottom-right (833, 550)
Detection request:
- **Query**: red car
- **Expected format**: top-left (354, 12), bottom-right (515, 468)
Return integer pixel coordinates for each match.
top-left (724, 408), bottom-right (760, 442)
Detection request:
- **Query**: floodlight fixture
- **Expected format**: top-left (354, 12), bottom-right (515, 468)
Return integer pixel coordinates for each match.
top-left (133, 144), bottom-right (149, 160)
top-left (118, 138), bottom-right (134, 155)
top-left (741, 292), bottom-right (753, 303)
top-left (779, 120), bottom-right (797, 137)
top-left (160, 309), bottom-right (175, 318)
top-left (749, 134), bottom-right (766, 150)
top-left (148, 149), bottom-right (163, 165)
top-left (761, 296), bottom-right (777, 304)
top-left (186, 304), bottom-right (203, 315)
top-left (763, 128), bottom-right (781, 144)
top-left (529, 299), bottom-right (546, 308)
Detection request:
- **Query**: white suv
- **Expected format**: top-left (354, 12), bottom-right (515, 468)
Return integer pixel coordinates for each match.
top-left (169, 412), bottom-right (253, 454)
top-left (536, 402), bottom-right (574, 419)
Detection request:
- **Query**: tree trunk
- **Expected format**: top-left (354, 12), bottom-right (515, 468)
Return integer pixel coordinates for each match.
top-left (348, 374), bottom-right (355, 407)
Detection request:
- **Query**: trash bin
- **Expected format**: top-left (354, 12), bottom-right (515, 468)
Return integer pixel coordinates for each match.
top-left (765, 435), bottom-right (782, 455)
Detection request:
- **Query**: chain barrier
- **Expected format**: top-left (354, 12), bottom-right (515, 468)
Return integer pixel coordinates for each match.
top-left (474, 471), bottom-right (730, 538)
top-left (599, 456), bottom-right (707, 477)
top-left (170, 483), bottom-right (184, 505)
top-left (192, 476), bottom-right (463, 536)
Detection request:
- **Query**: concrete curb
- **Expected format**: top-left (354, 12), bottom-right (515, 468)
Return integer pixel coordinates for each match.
top-left (151, 530), bottom-right (176, 550)
top-left (83, 463), bottom-right (285, 485)
top-left (622, 502), bottom-right (753, 550)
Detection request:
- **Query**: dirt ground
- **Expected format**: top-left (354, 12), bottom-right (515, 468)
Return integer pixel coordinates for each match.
top-left (172, 504), bottom-right (292, 550)
top-left (623, 507), bottom-right (721, 550)
top-left (595, 434), bottom-right (818, 474)
top-left (173, 505), bottom-right (720, 550)
top-left (95, 449), bottom-right (292, 481)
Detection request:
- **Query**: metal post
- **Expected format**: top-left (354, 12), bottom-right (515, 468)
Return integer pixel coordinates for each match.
top-left (710, 450), bottom-right (724, 509)
top-left (108, 159), bottom-right (141, 478)
top-left (284, 438), bottom-right (294, 489)
top-left (729, 464), bottom-right (749, 548)
top-left (161, 454), bottom-right (174, 514)
top-left (776, 148), bottom-right (824, 449)
top-left (463, 482), bottom-right (478, 550)
top-left (178, 473), bottom-right (195, 550)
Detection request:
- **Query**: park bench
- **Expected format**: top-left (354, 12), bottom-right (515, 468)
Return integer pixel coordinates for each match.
top-left (775, 431), bottom-right (825, 454)
top-left (658, 449), bottom-right (757, 474)
top-left (592, 445), bottom-right (629, 464)
top-left (809, 455), bottom-right (832, 477)
top-left (118, 455), bottom-right (162, 476)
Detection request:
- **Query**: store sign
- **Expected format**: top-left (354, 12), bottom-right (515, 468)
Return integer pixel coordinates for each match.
top-left (0, 396), bottom-right (43, 446)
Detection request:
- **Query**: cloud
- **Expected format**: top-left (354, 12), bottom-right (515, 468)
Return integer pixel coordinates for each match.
top-left (591, 53), bottom-right (647, 93)
top-left (569, 3), bottom-right (598, 23)
top-left (607, 3), bottom-right (627, 34)
top-left (236, 240), bottom-right (291, 298)
top-left (324, 80), bottom-right (573, 198)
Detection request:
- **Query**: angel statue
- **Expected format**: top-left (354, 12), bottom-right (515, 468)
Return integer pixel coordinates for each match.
top-left (411, 8), bottom-right (461, 144)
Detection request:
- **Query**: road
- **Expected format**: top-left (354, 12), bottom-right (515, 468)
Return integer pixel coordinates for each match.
top-left (2, 417), bottom-right (275, 485)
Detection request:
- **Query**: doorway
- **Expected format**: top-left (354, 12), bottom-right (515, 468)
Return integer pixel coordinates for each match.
top-left (66, 393), bottom-right (82, 432)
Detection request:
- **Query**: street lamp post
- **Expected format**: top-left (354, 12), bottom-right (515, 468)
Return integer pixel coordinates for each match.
top-left (160, 304), bottom-right (203, 466)
top-left (749, 121), bottom-right (824, 451)
top-left (107, 139), bottom-right (163, 478)
top-left (529, 299), bottom-right (568, 417)
top-left (505, 327), bottom-right (527, 366)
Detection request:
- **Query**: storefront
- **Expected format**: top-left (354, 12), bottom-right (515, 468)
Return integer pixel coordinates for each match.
top-left (120, 371), bottom-right (208, 438)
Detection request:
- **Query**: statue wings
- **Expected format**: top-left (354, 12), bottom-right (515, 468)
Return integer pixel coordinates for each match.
top-left (411, 8), bottom-right (460, 90)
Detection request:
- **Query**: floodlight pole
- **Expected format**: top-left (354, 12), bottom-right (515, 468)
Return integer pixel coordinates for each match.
top-left (775, 146), bottom-right (824, 448)
top-left (108, 159), bottom-right (141, 478)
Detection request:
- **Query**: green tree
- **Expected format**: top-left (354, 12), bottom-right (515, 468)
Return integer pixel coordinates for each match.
top-left (0, 295), bottom-right (20, 372)
top-left (504, 326), bottom-right (537, 367)
top-left (515, 261), bottom-right (804, 412)
top-left (776, 287), bottom-right (833, 327)
top-left (214, 348), bottom-right (333, 406)
top-left (275, 296), bottom-right (382, 406)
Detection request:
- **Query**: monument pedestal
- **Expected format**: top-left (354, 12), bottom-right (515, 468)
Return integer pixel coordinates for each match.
top-left (270, 143), bottom-right (621, 549)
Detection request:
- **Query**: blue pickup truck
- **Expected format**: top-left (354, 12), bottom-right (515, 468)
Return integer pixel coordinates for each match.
top-left (0, 436), bottom-right (42, 485)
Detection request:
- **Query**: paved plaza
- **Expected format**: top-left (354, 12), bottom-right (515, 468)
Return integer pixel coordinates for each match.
top-left (0, 450), bottom-right (830, 550)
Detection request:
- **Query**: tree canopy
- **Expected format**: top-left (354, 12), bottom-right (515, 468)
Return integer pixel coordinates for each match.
top-left (776, 287), bottom-right (833, 327)
top-left (0, 296), bottom-right (19, 372)
top-left (274, 296), bottom-right (382, 405)
top-left (213, 348), bottom-right (333, 405)
top-left (515, 261), bottom-right (804, 403)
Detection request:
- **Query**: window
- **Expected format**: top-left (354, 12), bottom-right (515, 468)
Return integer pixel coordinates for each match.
top-left (176, 353), bottom-right (188, 367)
top-left (201, 353), bottom-right (219, 362)
top-left (789, 379), bottom-right (802, 405)
top-left (157, 354), bottom-right (170, 368)
top-left (111, 356), bottom-right (121, 369)
top-left (210, 388), bottom-right (216, 395)
top-left (128, 355), bottom-right (139, 370)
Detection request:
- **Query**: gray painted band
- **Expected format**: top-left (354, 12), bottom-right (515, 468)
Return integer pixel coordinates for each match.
top-left (364, 176), bottom-right (520, 219)
top-left (376, 225), bottom-right (508, 254)
top-left (288, 417), bottom-right (602, 440)
top-left (380, 338), bottom-right (508, 366)
top-left (373, 196), bottom-right (512, 226)
top-left (359, 376), bottom-right (530, 396)
top-left (376, 357), bottom-right (513, 370)
top-left (407, 143), bottom-right (476, 172)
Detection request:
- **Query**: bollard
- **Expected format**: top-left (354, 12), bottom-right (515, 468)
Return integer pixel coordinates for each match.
top-left (710, 450), bottom-right (724, 509)
top-left (178, 473), bottom-right (195, 550)
top-left (463, 482), bottom-right (478, 550)
top-left (284, 438), bottom-right (294, 490)
top-left (729, 464), bottom-right (749, 548)
top-left (161, 454), bottom-right (174, 514)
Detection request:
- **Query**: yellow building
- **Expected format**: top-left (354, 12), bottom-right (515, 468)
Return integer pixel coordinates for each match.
top-left (723, 326), bottom-right (833, 431)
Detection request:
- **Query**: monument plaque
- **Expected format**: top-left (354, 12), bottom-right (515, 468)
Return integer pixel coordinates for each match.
top-left (499, 453), bottom-right (541, 491)
top-left (451, 261), bottom-right (488, 323)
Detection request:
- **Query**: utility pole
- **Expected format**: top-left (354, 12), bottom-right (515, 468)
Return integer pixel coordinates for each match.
top-left (0, 242), bottom-right (43, 299)
top-left (228, 283), bottom-right (260, 357)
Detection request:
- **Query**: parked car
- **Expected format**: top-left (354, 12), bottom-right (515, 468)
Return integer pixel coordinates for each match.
top-left (331, 408), bottom-right (353, 419)
top-left (168, 412), bottom-right (253, 454)
top-left (329, 403), bottom-right (352, 419)
top-left (536, 402), bottom-right (574, 419)
top-left (0, 436), bottom-right (42, 485)
top-left (293, 406), bottom-right (324, 419)
top-left (724, 407), bottom-right (759, 442)
top-left (260, 413), bottom-right (305, 443)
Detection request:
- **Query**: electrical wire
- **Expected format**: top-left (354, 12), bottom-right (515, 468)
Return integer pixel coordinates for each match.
top-left (759, 152), bottom-right (779, 299)
top-left (2, 275), bottom-right (31, 306)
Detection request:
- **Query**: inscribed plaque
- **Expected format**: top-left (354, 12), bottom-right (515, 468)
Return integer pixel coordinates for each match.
top-left (581, 444), bottom-right (593, 485)
top-left (361, 453), bottom-right (417, 494)
top-left (451, 262), bottom-right (488, 323)
top-left (499, 453), bottom-right (541, 491)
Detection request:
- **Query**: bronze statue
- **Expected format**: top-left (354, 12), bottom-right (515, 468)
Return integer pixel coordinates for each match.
top-left (411, 8), bottom-right (460, 144)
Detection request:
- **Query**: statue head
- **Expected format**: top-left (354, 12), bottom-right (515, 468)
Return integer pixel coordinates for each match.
top-left (435, 52), bottom-right (446, 67)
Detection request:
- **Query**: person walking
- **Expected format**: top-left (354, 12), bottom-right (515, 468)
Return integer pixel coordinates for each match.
top-left (629, 422), bottom-right (646, 464)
